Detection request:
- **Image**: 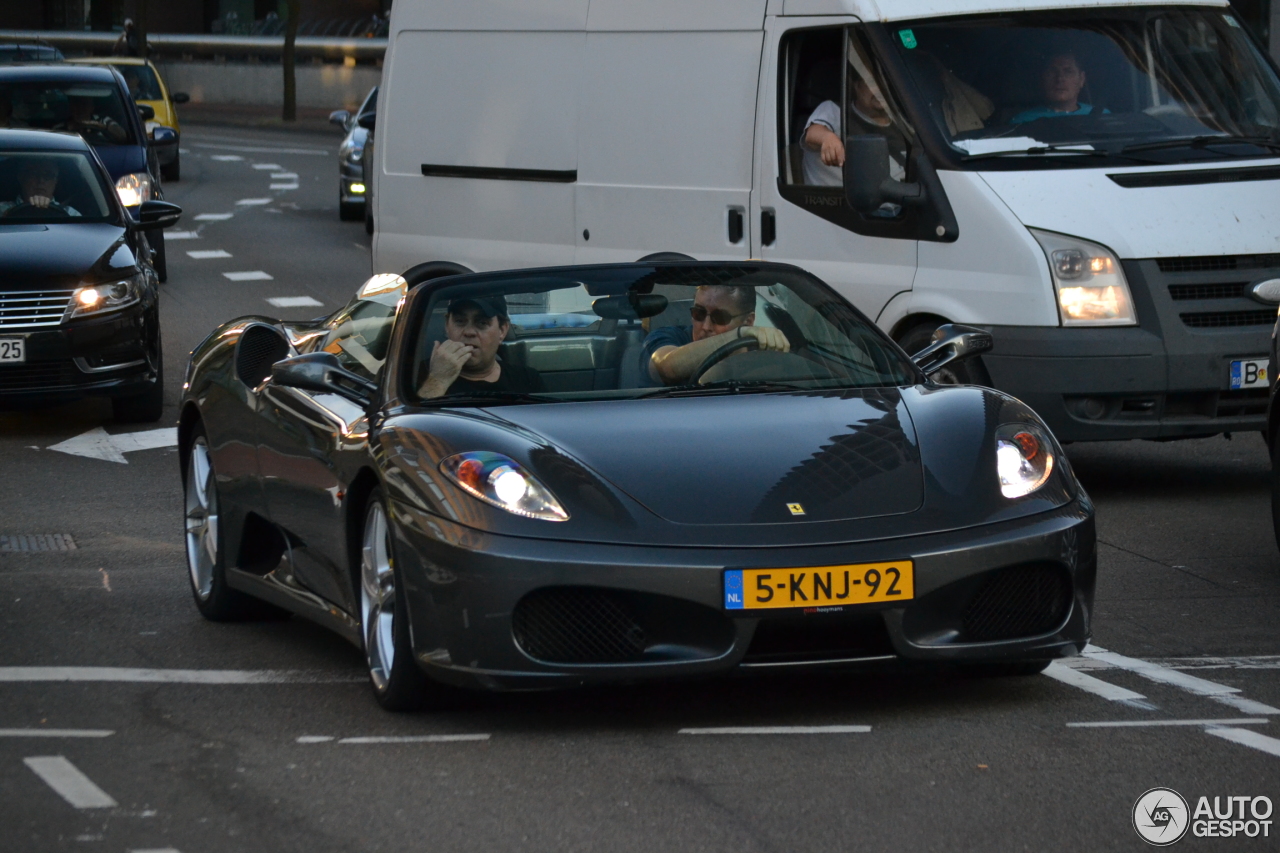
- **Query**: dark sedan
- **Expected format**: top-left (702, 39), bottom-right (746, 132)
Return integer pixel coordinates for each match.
top-left (329, 86), bottom-right (376, 221)
top-left (179, 261), bottom-right (1096, 710)
top-left (0, 130), bottom-right (181, 420)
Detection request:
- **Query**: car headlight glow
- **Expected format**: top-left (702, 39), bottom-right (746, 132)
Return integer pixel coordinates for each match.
top-left (440, 451), bottom-right (569, 521)
top-left (1030, 229), bottom-right (1136, 327)
top-left (64, 276), bottom-right (143, 320)
top-left (116, 172), bottom-right (153, 207)
top-left (995, 423), bottom-right (1055, 499)
top-left (346, 147), bottom-right (364, 165)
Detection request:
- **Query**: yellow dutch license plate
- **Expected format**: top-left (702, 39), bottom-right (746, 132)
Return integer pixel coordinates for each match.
top-left (723, 562), bottom-right (914, 611)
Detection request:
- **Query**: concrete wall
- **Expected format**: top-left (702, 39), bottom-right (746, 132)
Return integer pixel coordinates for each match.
top-left (154, 60), bottom-right (381, 110)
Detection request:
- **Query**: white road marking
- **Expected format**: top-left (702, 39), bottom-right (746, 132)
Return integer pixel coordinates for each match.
top-left (24, 756), bottom-right (118, 809)
top-left (1160, 655), bottom-right (1280, 670)
top-left (208, 154), bottom-right (243, 162)
top-left (252, 163), bottom-right (283, 170)
top-left (47, 427), bottom-right (176, 464)
top-left (271, 172), bottom-right (298, 180)
top-left (267, 296), bottom-right (323, 308)
top-left (1066, 718), bottom-right (1268, 728)
top-left (296, 736), bottom-right (334, 743)
top-left (223, 271), bottom-right (273, 281)
top-left (130, 848), bottom-right (182, 853)
top-left (1043, 662), bottom-right (1153, 706)
top-left (1084, 646), bottom-right (1278, 713)
top-left (189, 143), bottom-right (326, 156)
top-left (0, 729), bottom-right (113, 738)
top-left (235, 198), bottom-right (272, 206)
top-left (1206, 726), bottom-right (1280, 757)
top-left (678, 726), bottom-right (871, 735)
top-left (166, 231), bottom-right (199, 240)
top-left (0, 667), bottom-right (361, 684)
top-left (186, 250), bottom-right (231, 259)
top-left (335, 735), bottom-right (491, 744)
top-left (270, 183), bottom-right (299, 190)
top-left (194, 213), bottom-right (232, 221)
top-left (1213, 695), bottom-right (1280, 714)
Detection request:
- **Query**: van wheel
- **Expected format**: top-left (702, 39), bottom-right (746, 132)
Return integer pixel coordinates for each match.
top-left (340, 196), bottom-right (364, 221)
top-left (898, 320), bottom-right (990, 386)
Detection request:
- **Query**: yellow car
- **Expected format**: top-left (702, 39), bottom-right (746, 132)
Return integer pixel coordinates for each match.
top-left (67, 56), bottom-right (189, 181)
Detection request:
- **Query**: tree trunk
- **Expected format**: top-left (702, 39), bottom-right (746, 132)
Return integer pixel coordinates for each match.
top-left (134, 0), bottom-right (149, 59)
top-left (283, 0), bottom-right (301, 122)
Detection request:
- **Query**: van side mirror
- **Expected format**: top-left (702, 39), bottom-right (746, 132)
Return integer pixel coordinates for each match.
top-left (843, 135), bottom-right (924, 214)
top-left (911, 324), bottom-right (993, 379)
top-left (271, 352), bottom-right (377, 408)
top-left (136, 200), bottom-right (182, 230)
top-left (136, 103), bottom-right (155, 121)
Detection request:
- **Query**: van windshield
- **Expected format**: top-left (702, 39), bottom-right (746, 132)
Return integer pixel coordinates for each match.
top-left (889, 7), bottom-right (1280, 167)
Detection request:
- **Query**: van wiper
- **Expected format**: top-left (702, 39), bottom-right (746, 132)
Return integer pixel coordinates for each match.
top-left (1121, 135), bottom-right (1280, 155)
top-left (961, 144), bottom-right (1161, 164)
top-left (428, 391), bottom-right (560, 406)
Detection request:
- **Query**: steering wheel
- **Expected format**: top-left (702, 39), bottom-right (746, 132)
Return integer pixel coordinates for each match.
top-left (1, 203), bottom-right (69, 219)
top-left (691, 335), bottom-right (759, 384)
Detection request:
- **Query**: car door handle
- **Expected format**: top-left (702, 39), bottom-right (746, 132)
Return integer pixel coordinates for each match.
top-left (761, 209), bottom-right (776, 247)
top-left (727, 207), bottom-right (744, 245)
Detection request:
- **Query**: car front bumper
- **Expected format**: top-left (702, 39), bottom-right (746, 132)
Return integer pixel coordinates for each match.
top-left (390, 497), bottom-right (1096, 691)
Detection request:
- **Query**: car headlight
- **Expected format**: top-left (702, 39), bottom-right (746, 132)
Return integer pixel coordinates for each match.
top-left (64, 276), bottom-right (143, 321)
top-left (1030, 229), bottom-right (1137, 327)
top-left (345, 147), bottom-right (363, 165)
top-left (440, 451), bottom-right (569, 521)
top-left (116, 172), bottom-right (153, 207)
top-left (995, 423), bottom-right (1055, 499)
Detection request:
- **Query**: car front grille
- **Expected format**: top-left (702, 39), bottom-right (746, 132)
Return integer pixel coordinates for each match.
top-left (961, 563), bottom-right (1072, 642)
top-left (1157, 254), bottom-right (1280, 274)
top-left (1178, 310), bottom-right (1276, 328)
top-left (0, 289), bottom-right (74, 329)
top-left (512, 587), bottom-right (647, 664)
top-left (1167, 282), bottom-right (1247, 301)
top-left (0, 361), bottom-right (78, 392)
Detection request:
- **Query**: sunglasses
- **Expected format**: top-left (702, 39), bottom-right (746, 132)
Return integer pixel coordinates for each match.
top-left (690, 304), bottom-right (750, 326)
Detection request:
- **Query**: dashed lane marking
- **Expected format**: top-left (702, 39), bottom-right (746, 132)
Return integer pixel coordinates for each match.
top-left (208, 154), bottom-right (242, 162)
top-left (1043, 662), bottom-right (1155, 708)
top-left (0, 667), bottom-right (362, 684)
top-left (267, 296), bottom-right (323, 308)
top-left (252, 163), bottom-right (283, 170)
top-left (1206, 726), bottom-right (1280, 758)
top-left (1084, 646), bottom-right (1280, 714)
top-left (194, 213), bottom-right (232, 221)
top-left (130, 849), bottom-right (182, 853)
top-left (186, 250), bottom-right (231, 259)
top-left (235, 198), bottom-right (272, 206)
top-left (1066, 718), bottom-right (1268, 728)
top-left (678, 726), bottom-right (871, 735)
top-left (189, 142), bottom-right (327, 156)
top-left (0, 534), bottom-right (76, 552)
top-left (223, 271), bottom-right (273, 281)
top-left (270, 183), bottom-right (299, 190)
top-left (1160, 655), bottom-right (1280, 670)
top-left (166, 231), bottom-right (199, 240)
top-left (24, 756), bottom-right (117, 809)
top-left (47, 427), bottom-right (176, 464)
top-left (297, 735), bottom-right (493, 744)
top-left (0, 729), bottom-right (113, 738)
top-left (271, 172), bottom-right (298, 180)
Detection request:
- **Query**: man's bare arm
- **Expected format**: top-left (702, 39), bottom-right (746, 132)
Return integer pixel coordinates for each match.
top-left (649, 327), bottom-right (791, 385)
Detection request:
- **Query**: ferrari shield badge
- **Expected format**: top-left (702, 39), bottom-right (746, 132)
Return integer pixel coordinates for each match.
top-left (787, 503), bottom-right (806, 516)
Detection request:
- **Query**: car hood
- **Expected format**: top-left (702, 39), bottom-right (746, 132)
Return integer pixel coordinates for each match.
top-left (0, 222), bottom-right (132, 288)
top-left (92, 143), bottom-right (146, 183)
top-left (377, 386), bottom-right (1077, 548)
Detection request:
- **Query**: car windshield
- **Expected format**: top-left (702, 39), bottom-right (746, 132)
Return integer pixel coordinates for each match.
top-left (298, 274), bottom-right (408, 381)
top-left (2, 81), bottom-right (136, 145)
top-left (0, 151), bottom-right (115, 223)
top-left (406, 264), bottom-right (918, 405)
top-left (889, 7), bottom-right (1280, 166)
top-left (118, 65), bottom-right (163, 101)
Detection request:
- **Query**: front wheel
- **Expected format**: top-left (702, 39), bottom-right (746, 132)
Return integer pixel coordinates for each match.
top-left (112, 337), bottom-right (164, 423)
top-left (898, 320), bottom-right (991, 386)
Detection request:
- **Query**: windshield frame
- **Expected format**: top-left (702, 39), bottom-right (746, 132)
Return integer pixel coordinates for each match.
top-left (868, 5), bottom-right (1280, 172)
top-left (391, 262), bottom-right (925, 408)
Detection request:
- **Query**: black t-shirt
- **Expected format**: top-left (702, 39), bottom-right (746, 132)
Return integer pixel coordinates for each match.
top-left (446, 361), bottom-right (545, 396)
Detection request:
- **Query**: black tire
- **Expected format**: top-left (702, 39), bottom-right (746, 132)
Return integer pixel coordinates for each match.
top-left (150, 228), bottom-right (168, 282)
top-left (897, 320), bottom-right (991, 386)
top-left (1270, 429), bottom-right (1280, 551)
top-left (183, 425), bottom-right (270, 621)
top-left (340, 197), bottom-right (364, 221)
top-left (111, 337), bottom-right (164, 423)
top-left (359, 489), bottom-right (437, 711)
top-left (161, 153), bottom-right (180, 182)
top-left (963, 659), bottom-right (1053, 677)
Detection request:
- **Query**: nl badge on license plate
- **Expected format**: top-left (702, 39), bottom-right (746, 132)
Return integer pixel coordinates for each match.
top-left (1229, 357), bottom-right (1268, 390)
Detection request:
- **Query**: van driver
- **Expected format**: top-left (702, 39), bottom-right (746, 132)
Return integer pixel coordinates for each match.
top-left (642, 284), bottom-right (790, 386)
top-left (419, 295), bottom-right (544, 398)
top-left (1012, 53), bottom-right (1100, 123)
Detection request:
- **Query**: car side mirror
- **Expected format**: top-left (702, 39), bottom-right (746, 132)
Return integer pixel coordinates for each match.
top-left (843, 135), bottom-right (925, 214)
top-left (911, 324), bottom-right (993, 379)
top-left (357, 112), bottom-right (376, 131)
top-left (272, 352), bottom-right (377, 408)
top-left (328, 109), bottom-right (351, 128)
top-left (150, 126), bottom-right (177, 146)
top-left (136, 103), bottom-right (155, 121)
top-left (172, 92), bottom-right (190, 105)
top-left (136, 200), bottom-right (182, 230)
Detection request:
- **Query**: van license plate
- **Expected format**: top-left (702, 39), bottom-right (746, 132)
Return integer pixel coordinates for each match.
top-left (1229, 358), bottom-right (1269, 389)
top-left (724, 562), bottom-right (914, 611)
top-left (0, 337), bottom-right (25, 364)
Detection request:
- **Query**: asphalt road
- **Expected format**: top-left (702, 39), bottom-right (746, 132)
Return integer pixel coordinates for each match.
top-left (1, 125), bottom-right (1278, 853)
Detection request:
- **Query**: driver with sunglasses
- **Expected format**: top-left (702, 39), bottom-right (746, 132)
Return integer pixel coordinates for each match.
top-left (0, 157), bottom-right (81, 218)
top-left (642, 284), bottom-right (790, 385)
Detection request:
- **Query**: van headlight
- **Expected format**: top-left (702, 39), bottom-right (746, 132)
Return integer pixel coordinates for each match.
top-left (64, 276), bottom-right (143, 320)
top-left (1030, 229), bottom-right (1137, 327)
top-left (116, 172), bottom-right (153, 208)
top-left (440, 451), bottom-right (569, 521)
top-left (995, 423), bottom-right (1055, 499)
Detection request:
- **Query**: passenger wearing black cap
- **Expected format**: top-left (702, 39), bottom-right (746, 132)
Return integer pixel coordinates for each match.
top-left (419, 294), bottom-right (545, 398)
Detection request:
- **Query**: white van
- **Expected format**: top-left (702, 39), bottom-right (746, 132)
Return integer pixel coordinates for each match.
top-left (372, 0), bottom-right (1280, 441)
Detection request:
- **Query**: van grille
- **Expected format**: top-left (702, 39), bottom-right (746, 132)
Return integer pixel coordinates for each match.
top-left (1179, 310), bottom-right (1275, 328)
top-left (1167, 282), bottom-right (1246, 301)
top-left (0, 289), bottom-right (74, 329)
top-left (1158, 254), bottom-right (1280, 274)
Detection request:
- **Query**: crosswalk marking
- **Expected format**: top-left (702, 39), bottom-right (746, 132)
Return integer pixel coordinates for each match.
top-left (24, 756), bottom-right (117, 809)
top-left (1205, 726), bottom-right (1280, 758)
top-left (1084, 647), bottom-right (1280, 714)
top-left (1043, 662), bottom-right (1152, 706)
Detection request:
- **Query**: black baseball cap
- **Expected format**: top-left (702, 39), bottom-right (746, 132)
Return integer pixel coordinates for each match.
top-left (447, 294), bottom-right (508, 320)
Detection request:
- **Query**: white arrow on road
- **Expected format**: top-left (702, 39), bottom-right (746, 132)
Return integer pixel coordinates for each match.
top-left (47, 426), bottom-right (177, 464)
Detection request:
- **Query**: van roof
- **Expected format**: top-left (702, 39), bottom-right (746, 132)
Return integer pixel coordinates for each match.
top-left (808, 0), bottom-right (1228, 22)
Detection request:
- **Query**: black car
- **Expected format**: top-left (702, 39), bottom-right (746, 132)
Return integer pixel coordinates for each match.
top-left (180, 261), bottom-right (1096, 711)
top-left (0, 43), bottom-right (65, 64)
top-left (0, 130), bottom-right (181, 421)
top-left (329, 86), bottom-right (376, 221)
top-left (0, 64), bottom-right (176, 280)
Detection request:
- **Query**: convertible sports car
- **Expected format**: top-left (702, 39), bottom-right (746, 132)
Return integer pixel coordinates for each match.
top-left (179, 261), bottom-right (1096, 710)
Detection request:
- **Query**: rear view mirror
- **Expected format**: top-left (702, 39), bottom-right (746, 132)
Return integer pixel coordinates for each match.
top-left (911, 324), bottom-right (993, 379)
top-left (843, 135), bottom-right (922, 214)
top-left (328, 109), bottom-right (351, 128)
top-left (272, 352), bottom-right (377, 407)
top-left (171, 92), bottom-right (190, 105)
top-left (150, 126), bottom-right (177, 146)
top-left (592, 293), bottom-right (668, 320)
top-left (136, 200), bottom-right (182, 230)
top-left (136, 103), bottom-right (155, 121)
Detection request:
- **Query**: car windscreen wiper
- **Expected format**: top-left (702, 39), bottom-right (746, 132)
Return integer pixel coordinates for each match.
top-left (427, 391), bottom-right (562, 407)
top-left (634, 380), bottom-right (821, 399)
top-left (960, 144), bottom-right (1160, 164)
top-left (1120, 135), bottom-right (1280, 155)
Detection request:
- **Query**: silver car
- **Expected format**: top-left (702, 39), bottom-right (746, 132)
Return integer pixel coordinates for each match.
top-left (329, 86), bottom-right (377, 221)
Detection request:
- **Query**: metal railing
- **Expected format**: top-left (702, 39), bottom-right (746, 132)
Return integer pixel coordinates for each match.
top-left (0, 30), bottom-right (386, 61)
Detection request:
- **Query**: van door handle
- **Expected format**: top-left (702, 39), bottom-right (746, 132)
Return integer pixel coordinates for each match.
top-left (761, 209), bottom-right (776, 246)
top-left (727, 207), bottom-right (744, 244)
